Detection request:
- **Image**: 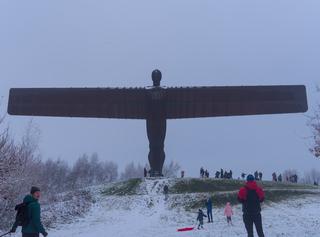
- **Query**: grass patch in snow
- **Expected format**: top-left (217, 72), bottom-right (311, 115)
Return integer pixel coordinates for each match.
top-left (101, 178), bottom-right (142, 196)
top-left (170, 178), bottom-right (317, 194)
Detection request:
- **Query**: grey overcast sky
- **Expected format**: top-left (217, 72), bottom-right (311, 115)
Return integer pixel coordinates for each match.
top-left (0, 0), bottom-right (319, 178)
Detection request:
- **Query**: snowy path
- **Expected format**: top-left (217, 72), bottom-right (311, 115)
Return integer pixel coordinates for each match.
top-left (10, 179), bottom-right (320, 237)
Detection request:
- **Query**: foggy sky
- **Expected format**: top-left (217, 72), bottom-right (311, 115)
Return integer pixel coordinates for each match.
top-left (1, 0), bottom-right (320, 179)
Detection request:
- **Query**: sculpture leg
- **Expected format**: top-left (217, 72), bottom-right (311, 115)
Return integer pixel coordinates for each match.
top-left (146, 118), bottom-right (166, 177)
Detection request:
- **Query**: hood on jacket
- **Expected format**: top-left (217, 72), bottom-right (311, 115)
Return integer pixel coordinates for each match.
top-left (23, 195), bottom-right (38, 204)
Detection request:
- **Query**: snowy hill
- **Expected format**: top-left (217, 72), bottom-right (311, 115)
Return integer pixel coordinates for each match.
top-left (10, 178), bottom-right (320, 237)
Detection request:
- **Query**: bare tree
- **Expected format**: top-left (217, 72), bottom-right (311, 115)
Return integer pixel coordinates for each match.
top-left (69, 153), bottom-right (119, 188)
top-left (0, 116), bottom-right (118, 230)
top-left (0, 119), bottom-right (42, 230)
top-left (301, 169), bottom-right (320, 184)
top-left (308, 88), bottom-right (320, 158)
top-left (120, 162), bottom-right (144, 180)
top-left (162, 161), bottom-right (181, 178)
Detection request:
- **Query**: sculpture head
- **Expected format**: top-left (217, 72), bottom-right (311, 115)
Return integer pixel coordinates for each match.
top-left (152, 69), bottom-right (162, 87)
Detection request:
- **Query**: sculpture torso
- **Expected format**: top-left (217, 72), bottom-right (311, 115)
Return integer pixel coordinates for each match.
top-left (146, 87), bottom-right (167, 176)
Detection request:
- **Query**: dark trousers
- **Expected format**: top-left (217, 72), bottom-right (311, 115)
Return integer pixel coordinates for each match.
top-left (207, 209), bottom-right (213, 222)
top-left (22, 233), bottom-right (39, 237)
top-left (198, 220), bottom-right (204, 229)
top-left (243, 213), bottom-right (265, 237)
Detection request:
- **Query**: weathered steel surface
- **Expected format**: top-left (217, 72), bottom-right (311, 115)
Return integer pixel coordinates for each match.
top-left (8, 85), bottom-right (307, 119)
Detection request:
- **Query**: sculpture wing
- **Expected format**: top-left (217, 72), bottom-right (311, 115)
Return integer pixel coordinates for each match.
top-left (165, 85), bottom-right (308, 119)
top-left (8, 88), bottom-right (147, 119)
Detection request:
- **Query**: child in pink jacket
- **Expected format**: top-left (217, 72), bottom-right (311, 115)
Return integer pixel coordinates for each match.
top-left (224, 202), bottom-right (233, 225)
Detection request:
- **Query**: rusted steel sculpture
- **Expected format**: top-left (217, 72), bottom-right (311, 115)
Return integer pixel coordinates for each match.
top-left (8, 70), bottom-right (308, 176)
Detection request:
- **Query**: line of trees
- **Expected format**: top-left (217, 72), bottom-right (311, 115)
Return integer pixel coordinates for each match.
top-left (0, 119), bottom-right (43, 230)
top-left (39, 153), bottom-right (119, 196)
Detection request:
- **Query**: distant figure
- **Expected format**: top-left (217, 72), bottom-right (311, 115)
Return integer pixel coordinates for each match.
top-left (181, 170), bottom-right (185, 178)
top-left (238, 175), bottom-right (265, 237)
top-left (229, 170), bottom-right (233, 179)
top-left (241, 173), bottom-right (246, 180)
top-left (220, 169), bottom-right (224, 179)
top-left (215, 171), bottom-right (220, 179)
top-left (254, 171), bottom-right (259, 181)
top-left (224, 202), bottom-right (234, 225)
top-left (258, 172), bottom-right (263, 181)
top-left (144, 167), bottom-right (148, 178)
top-left (197, 209), bottom-right (207, 229)
top-left (278, 174), bottom-right (282, 182)
top-left (163, 185), bottom-right (169, 201)
top-left (272, 172), bottom-right (277, 182)
top-left (205, 197), bottom-right (213, 223)
top-left (314, 181), bottom-right (318, 186)
top-left (11, 186), bottom-right (48, 237)
top-left (223, 171), bottom-right (228, 179)
top-left (200, 167), bottom-right (205, 178)
top-left (205, 170), bottom-right (209, 178)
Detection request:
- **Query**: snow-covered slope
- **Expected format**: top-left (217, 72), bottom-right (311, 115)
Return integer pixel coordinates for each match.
top-left (10, 178), bottom-right (320, 237)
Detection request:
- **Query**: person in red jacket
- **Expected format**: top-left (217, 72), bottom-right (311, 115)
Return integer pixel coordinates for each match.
top-left (238, 174), bottom-right (265, 237)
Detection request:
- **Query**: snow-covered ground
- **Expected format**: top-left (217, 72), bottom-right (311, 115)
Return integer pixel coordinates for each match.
top-left (11, 179), bottom-right (320, 237)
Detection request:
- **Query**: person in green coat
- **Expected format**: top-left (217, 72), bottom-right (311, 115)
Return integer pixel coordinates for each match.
top-left (11, 186), bottom-right (48, 237)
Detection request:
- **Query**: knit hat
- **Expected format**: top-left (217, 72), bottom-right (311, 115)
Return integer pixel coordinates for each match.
top-left (246, 174), bottom-right (255, 182)
top-left (30, 186), bottom-right (40, 194)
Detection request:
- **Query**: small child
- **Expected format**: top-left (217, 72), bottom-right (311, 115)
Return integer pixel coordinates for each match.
top-left (224, 202), bottom-right (233, 225)
top-left (197, 209), bottom-right (207, 229)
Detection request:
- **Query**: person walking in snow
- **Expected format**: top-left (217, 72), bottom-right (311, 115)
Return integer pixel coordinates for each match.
top-left (144, 167), bottom-right (148, 178)
top-left (229, 170), bottom-right (233, 179)
top-left (163, 185), bottom-right (169, 201)
top-left (200, 167), bottom-right (205, 178)
top-left (224, 202), bottom-right (234, 225)
top-left (220, 169), bottom-right (224, 179)
top-left (10, 186), bottom-right (48, 237)
top-left (197, 209), bottom-right (207, 229)
top-left (205, 197), bottom-right (213, 223)
top-left (181, 170), bottom-right (185, 178)
top-left (272, 172), bottom-right (277, 182)
top-left (241, 173), bottom-right (246, 180)
top-left (215, 171), bottom-right (220, 179)
top-left (254, 171), bottom-right (259, 181)
top-left (204, 170), bottom-right (209, 178)
top-left (238, 175), bottom-right (265, 237)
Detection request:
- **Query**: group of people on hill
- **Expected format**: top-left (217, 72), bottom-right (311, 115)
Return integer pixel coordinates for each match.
top-left (197, 174), bottom-right (265, 236)
top-left (215, 169), bottom-right (233, 179)
top-left (287, 174), bottom-right (298, 183)
top-left (200, 167), bottom-right (233, 179)
top-left (272, 172), bottom-right (282, 182)
top-left (200, 167), bottom-right (210, 178)
top-left (241, 171), bottom-right (263, 181)
top-left (272, 172), bottom-right (298, 183)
